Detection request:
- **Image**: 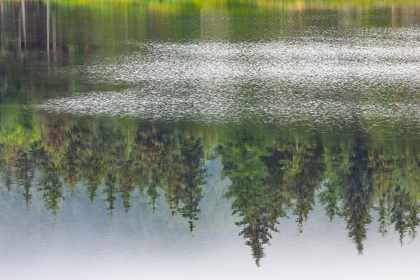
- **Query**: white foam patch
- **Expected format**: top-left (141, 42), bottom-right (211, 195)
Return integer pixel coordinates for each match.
top-left (36, 27), bottom-right (420, 127)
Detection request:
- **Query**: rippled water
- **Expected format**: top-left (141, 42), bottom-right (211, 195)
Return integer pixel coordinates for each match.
top-left (36, 30), bottom-right (420, 129)
top-left (2, 1), bottom-right (420, 279)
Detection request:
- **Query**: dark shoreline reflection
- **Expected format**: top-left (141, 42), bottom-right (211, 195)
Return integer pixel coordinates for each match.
top-left (2, 115), bottom-right (420, 265)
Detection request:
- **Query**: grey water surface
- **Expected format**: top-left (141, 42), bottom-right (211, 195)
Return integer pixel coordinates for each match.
top-left (1, 1), bottom-right (420, 279)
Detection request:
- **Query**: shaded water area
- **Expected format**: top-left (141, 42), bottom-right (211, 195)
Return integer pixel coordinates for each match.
top-left (2, 0), bottom-right (420, 279)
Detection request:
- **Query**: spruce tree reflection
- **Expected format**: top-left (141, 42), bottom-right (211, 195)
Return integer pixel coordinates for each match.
top-left (342, 154), bottom-right (374, 255)
top-left (39, 159), bottom-right (65, 215)
top-left (368, 141), bottom-right (420, 244)
top-left (119, 162), bottom-right (136, 213)
top-left (104, 172), bottom-right (117, 216)
top-left (322, 137), bottom-right (374, 254)
top-left (377, 195), bottom-right (390, 237)
top-left (318, 181), bottom-right (340, 222)
top-left (134, 126), bottom-right (162, 211)
top-left (14, 149), bottom-right (35, 209)
top-left (2, 115), bottom-right (420, 260)
top-left (175, 135), bottom-right (205, 232)
top-left (272, 139), bottom-right (320, 232)
top-left (61, 125), bottom-right (84, 190)
top-left (391, 187), bottom-right (419, 243)
top-left (1, 166), bottom-right (13, 193)
top-left (219, 131), bottom-right (286, 266)
top-left (134, 127), bottom-right (206, 231)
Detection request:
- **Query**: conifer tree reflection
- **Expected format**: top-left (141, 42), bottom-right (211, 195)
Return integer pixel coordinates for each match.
top-left (175, 135), bottom-right (205, 232)
top-left (61, 125), bottom-right (84, 190)
top-left (104, 172), bottom-right (117, 215)
top-left (39, 159), bottom-right (65, 215)
top-left (14, 149), bottom-right (35, 209)
top-left (377, 195), bottom-right (391, 237)
top-left (368, 140), bottom-right (420, 244)
top-left (134, 126), bottom-right (206, 231)
top-left (342, 155), bottom-right (373, 255)
top-left (319, 139), bottom-right (352, 222)
top-left (218, 131), bottom-right (316, 266)
top-left (119, 162), bottom-right (136, 213)
top-left (391, 187), bottom-right (419, 243)
top-left (3, 113), bottom-right (420, 258)
top-left (1, 166), bottom-right (13, 192)
top-left (218, 131), bottom-right (274, 266)
top-left (134, 126), bottom-right (162, 211)
top-left (322, 137), bottom-right (374, 254)
top-left (318, 181), bottom-right (340, 221)
top-left (271, 139), bottom-right (320, 231)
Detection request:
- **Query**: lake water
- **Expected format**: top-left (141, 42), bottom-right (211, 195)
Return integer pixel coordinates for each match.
top-left (1, 1), bottom-right (420, 279)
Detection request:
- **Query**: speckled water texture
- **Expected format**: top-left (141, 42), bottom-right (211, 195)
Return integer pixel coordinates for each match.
top-left (36, 27), bottom-right (420, 129)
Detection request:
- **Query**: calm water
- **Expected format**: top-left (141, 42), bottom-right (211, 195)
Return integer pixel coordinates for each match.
top-left (2, 0), bottom-right (420, 279)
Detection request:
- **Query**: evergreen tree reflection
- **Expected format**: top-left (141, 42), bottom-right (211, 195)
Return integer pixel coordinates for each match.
top-left (39, 160), bottom-right (65, 215)
top-left (1, 116), bottom-right (420, 263)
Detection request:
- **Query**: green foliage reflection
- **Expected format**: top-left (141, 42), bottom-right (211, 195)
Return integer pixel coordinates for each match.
top-left (2, 113), bottom-right (420, 265)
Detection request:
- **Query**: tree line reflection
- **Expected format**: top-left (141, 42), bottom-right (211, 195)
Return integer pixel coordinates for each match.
top-left (1, 116), bottom-right (420, 265)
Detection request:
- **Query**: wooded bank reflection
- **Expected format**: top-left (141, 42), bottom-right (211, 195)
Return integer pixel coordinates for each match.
top-left (1, 115), bottom-right (420, 265)
top-left (2, 0), bottom-right (419, 56)
top-left (2, 0), bottom-right (420, 267)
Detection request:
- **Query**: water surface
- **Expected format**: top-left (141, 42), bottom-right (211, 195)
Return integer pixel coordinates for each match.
top-left (1, 0), bottom-right (420, 279)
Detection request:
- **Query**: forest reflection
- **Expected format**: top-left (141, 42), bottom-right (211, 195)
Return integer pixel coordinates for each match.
top-left (1, 115), bottom-right (420, 265)
top-left (2, 0), bottom-right (420, 268)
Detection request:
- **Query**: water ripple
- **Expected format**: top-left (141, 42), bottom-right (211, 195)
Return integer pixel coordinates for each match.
top-left (36, 28), bottom-right (420, 128)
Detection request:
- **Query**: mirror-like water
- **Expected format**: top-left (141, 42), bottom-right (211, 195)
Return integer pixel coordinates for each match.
top-left (1, 1), bottom-right (420, 279)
